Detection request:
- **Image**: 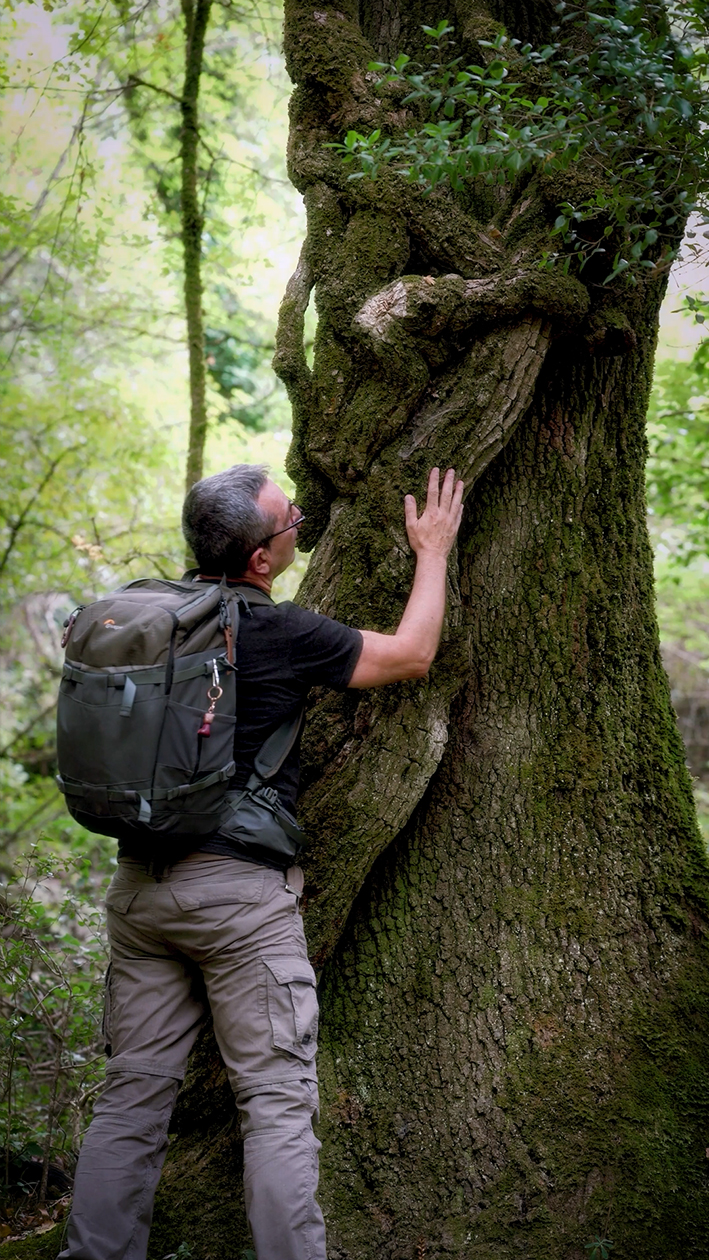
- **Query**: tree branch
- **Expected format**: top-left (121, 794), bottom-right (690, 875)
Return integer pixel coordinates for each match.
top-left (124, 73), bottom-right (185, 106)
top-left (0, 702), bottom-right (58, 762)
top-left (273, 240), bottom-right (314, 400)
top-left (0, 449), bottom-right (77, 579)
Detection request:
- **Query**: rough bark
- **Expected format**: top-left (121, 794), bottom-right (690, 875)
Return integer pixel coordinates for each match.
top-left (10, 3), bottom-right (709, 1259)
top-left (182, 0), bottom-right (212, 493)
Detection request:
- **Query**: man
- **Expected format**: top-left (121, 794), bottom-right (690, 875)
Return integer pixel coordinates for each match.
top-left (59, 463), bottom-right (464, 1260)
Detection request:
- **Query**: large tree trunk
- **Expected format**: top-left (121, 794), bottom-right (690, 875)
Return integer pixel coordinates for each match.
top-left (17, 4), bottom-right (705, 1260)
top-left (269, 3), bottom-right (709, 1246)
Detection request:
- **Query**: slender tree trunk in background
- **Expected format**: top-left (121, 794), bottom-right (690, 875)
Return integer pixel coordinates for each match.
top-left (181, 0), bottom-right (212, 493)
top-left (124, 2), bottom-right (709, 1258)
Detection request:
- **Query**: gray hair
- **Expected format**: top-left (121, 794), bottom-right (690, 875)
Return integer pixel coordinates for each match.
top-left (182, 464), bottom-right (273, 577)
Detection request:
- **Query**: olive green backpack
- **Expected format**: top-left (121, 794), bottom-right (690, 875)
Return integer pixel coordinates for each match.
top-left (56, 576), bottom-right (306, 864)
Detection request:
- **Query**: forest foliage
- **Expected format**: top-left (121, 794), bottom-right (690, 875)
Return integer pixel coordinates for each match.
top-left (2, 0), bottom-right (709, 1238)
top-left (0, 0), bottom-right (303, 1227)
top-left (1, 0), bottom-right (301, 864)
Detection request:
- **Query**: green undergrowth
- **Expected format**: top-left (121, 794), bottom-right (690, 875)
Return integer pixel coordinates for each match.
top-left (1, 1224), bottom-right (64, 1259)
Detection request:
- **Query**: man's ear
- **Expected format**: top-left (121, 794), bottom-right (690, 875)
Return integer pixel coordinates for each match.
top-left (244, 546), bottom-right (270, 578)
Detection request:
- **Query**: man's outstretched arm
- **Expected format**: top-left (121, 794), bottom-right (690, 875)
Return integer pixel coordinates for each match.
top-left (348, 467), bottom-right (464, 689)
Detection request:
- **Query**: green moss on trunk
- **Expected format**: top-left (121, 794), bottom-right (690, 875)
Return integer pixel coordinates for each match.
top-left (311, 331), bottom-right (709, 1257)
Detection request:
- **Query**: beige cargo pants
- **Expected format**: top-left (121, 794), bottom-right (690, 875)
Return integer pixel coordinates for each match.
top-left (58, 854), bottom-right (325, 1260)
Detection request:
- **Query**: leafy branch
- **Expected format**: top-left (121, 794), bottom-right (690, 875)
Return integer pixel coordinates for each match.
top-left (331, 1), bottom-right (709, 283)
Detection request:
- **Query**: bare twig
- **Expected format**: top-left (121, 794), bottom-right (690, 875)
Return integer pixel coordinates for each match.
top-left (123, 73), bottom-right (185, 105)
top-left (0, 448), bottom-right (78, 578)
top-left (0, 702), bottom-right (58, 761)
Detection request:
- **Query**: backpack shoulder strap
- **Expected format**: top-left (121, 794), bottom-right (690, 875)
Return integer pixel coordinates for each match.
top-left (180, 572), bottom-right (275, 608)
top-left (181, 576), bottom-right (300, 783)
top-left (248, 707), bottom-right (306, 787)
top-left (225, 582), bottom-right (275, 608)
top-left (222, 584), bottom-right (300, 780)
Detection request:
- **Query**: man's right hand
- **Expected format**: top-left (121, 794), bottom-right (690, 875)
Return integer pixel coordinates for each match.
top-left (404, 467), bottom-right (465, 557)
top-left (348, 467), bottom-right (465, 689)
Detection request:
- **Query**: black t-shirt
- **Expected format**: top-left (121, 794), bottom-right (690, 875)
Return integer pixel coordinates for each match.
top-left (197, 587), bottom-right (362, 861)
top-left (220, 590), bottom-right (362, 810)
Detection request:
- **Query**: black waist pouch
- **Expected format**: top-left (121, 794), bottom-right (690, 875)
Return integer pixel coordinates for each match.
top-left (217, 783), bottom-right (307, 861)
top-left (217, 708), bottom-right (308, 860)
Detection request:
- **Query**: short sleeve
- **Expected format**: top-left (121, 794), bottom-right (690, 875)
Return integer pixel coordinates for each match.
top-left (284, 604), bottom-right (363, 690)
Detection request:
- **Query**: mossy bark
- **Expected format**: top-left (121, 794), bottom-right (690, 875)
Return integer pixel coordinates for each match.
top-left (312, 341), bottom-right (709, 1257)
top-left (273, 0), bottom-right (709, 1253)
top-left (8, 3), bottom-right (709, 1259)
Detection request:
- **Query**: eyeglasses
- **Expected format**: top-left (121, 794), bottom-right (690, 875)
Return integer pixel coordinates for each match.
top-left (257, 502), bottom-right (305, 549)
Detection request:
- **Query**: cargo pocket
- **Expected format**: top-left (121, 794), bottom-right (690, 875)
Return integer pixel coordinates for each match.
top-left (102, 962), bottom-right (113, 1057)
top-left (263, 956), bottom-right (318, 1062)
top-left (105, 887), bottom-right (139, 915)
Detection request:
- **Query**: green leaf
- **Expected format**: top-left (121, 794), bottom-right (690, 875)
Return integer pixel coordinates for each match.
top-left (604, 258), bottom-right (630, 284)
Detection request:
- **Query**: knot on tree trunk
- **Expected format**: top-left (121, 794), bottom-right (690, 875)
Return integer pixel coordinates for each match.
top-left (583, 308), bottom-right (639, 357)
top-left (354, 269), bottom-right (590, 354)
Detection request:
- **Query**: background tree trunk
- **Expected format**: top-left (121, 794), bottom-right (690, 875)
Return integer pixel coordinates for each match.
top-left (182, 0), bottom-right (212, 493)
top-left (16, 3), bottom-right (707, 1259)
